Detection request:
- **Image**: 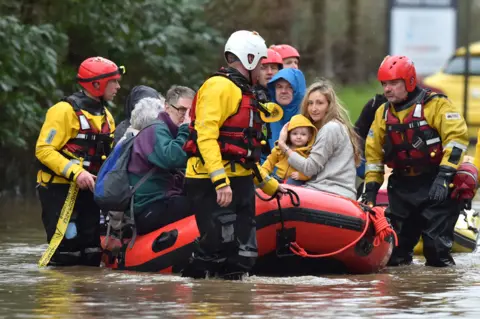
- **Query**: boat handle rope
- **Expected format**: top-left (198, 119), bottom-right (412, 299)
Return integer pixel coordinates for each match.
top-left (255, 187), bottom-right (397, 258)
top-left (289, 205), bottom-right (398, 258)
top-left (254, 187), bottom-right (300, 206)
top-left (255, 187), bottom-right (300, 234)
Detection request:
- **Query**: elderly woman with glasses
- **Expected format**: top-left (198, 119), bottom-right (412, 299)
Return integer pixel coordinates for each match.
top-left (127, 85), bottom-right (196, 235)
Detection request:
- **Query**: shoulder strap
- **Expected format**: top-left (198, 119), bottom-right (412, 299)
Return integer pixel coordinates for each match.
top-left (423, 92), bottom-right (448, 105)
top-left (213, 67), bottom-right (251, 93)
top-left (383, 102), bottom-right (390, 121)
top-left (63, 95), bottom-right (81, 112)
top-left (131, 167), bottom-right (157, 194)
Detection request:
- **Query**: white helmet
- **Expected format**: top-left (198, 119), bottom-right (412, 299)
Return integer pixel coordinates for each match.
top-left (224, 30), bottom-right (268, 70)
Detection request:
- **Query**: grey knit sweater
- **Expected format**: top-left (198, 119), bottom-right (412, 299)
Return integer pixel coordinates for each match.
top-left (288, 120), bottom-right (357, 199)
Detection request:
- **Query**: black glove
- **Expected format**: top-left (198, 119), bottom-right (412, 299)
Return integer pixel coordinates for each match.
top-left (428, 165), bottom-right (456, 202)
top-left (361, 182), bottom-right (381, 206)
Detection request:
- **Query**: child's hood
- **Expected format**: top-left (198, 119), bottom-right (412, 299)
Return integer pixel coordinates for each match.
top-left (287, 114), bottom-right (317, 150)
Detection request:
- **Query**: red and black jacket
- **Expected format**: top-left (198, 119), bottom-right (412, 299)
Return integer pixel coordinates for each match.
top-left (383, 89), bottom-right (446, 170)
top-left (183, 67), bottom-right (266, 167)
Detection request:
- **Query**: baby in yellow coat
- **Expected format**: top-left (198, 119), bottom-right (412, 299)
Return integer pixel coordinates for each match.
top-left (262, 114), bottom-right (317, 185)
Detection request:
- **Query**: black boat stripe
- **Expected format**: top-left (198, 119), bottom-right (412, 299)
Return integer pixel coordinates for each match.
top-left (120, 208), bottom-right (366, 272)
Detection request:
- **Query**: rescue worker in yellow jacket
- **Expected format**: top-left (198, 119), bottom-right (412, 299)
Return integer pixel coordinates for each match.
top-left (363, 55), bottom-right (469, 267)
top-left (181, 30), bottom-right (286, 280)
top-left (262, 114), bottom-right (317, 185)
top-left (36, 57), bottom-right (123, 266)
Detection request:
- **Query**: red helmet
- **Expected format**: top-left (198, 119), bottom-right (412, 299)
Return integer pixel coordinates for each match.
top-left (77, 57), bottom-right (124, 97)
top-left (262, 49), bottom-right (283, 68)
top-left (377, 55), bottom-right (417, 92)
top-left (270, 44), bottom-right (300, 60)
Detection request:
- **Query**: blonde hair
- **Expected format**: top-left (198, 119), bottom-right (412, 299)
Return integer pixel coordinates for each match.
top-left (300, 79), bottom-right (362, 166)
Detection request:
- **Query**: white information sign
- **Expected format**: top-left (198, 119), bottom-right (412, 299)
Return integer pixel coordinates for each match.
top-left (388, 0), bottom-right (458, 76)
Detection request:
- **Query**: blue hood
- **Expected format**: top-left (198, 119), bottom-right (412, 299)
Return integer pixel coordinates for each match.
top-left (266, 68), bottom-right (306, 149)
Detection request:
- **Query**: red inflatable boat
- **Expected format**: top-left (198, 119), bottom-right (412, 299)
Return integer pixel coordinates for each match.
top-left (101, 186), bottom-right (395, 275)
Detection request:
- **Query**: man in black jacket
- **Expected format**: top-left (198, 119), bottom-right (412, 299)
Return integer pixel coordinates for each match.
top-left (113, 85), bottom-right (163, 146)
top-left (354, 94), bottom-right (388, 197)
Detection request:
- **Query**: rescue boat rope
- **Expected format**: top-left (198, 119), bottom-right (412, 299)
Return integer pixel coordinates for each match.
top-left (254, 188), bottom-right (300, 206)
top-left (289, 206), bottom-right (398, 258)
top-left (255, 188), bottom-right (397, 258)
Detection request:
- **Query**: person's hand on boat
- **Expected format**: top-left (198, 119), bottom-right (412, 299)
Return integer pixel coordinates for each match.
top-left (76, 171), bottom-right (96, 192)
top-left (216, 185), bottom-right (233, 207)
top-left (361, 182), bottom-right (381, 207)
top-left (275, 184), bottom-right (288, 198)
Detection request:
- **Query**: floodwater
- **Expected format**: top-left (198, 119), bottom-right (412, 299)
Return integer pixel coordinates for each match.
top-left (1, 198), bottom-right (480, 319)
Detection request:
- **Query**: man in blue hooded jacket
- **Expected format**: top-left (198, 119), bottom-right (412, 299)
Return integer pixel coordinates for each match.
top-left (267, 68), bottom-right (306, 150)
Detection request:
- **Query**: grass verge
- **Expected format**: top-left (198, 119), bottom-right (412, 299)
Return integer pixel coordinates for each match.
top-left (337, 81), bottom-right (382, 123)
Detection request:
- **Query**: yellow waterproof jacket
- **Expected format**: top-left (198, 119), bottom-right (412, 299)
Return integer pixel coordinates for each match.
top-left (262, 114), bottom-right (317, 181)
top-left (365, 93), bottom-right (468, 185)
top-left (185, 75), bottom-right (279, 195)
top-left (36, 100), bottom-right (115, 186)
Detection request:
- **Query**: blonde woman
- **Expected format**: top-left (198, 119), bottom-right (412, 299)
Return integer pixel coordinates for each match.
top-left (277, 80), bottom-right (361, 199)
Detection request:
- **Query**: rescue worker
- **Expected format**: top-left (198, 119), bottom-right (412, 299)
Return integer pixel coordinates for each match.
top-left (363, 55), bottom-right (469, 267)
top-left (255, 48), bottom-right (283, 162)
top-left (36, 56), bottom-right (123, 266)
top-left (257, 48), bottom-right (283, 90)
top-left (270, 44), bottom-right (300, 69)
top-left (181, 30), bottom-right (286, 280)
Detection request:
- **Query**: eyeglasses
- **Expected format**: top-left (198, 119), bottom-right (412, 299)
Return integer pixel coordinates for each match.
top-left (169, 104), bottom-right (189, 114)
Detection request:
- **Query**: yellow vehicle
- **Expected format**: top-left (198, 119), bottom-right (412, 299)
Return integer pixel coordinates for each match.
top-left (421, 41), bottom-right (480, 139)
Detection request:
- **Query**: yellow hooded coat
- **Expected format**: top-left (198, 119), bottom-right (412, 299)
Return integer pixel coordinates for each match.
top-left (262, 114), bottom-right (317, 182)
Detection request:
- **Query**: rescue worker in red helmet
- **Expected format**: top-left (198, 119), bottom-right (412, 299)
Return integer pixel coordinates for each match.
top-left (270, 44), bottom-right (300, 69)
top-left (258, 49), bottom-right (283, 89)
top-left (181, 30), bottom-right (287, 280)
top-left (255, 48), bottom-right (283, 162)
top-left (36, 56), bottom-right (124, 266)
top-left (363, 55), bottom-right (469, 267)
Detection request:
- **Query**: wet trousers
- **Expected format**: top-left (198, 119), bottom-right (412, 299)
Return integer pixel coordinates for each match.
top-left (182, 176), bottom-right (257, 279)
top-left (386, 172), bottom-right (461, 267)
top-left (38, 184), bottom-right (102, 266)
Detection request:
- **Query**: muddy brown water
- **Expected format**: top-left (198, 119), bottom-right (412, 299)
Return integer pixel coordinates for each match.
top-left (1, 198), bottom-right (479, 319)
